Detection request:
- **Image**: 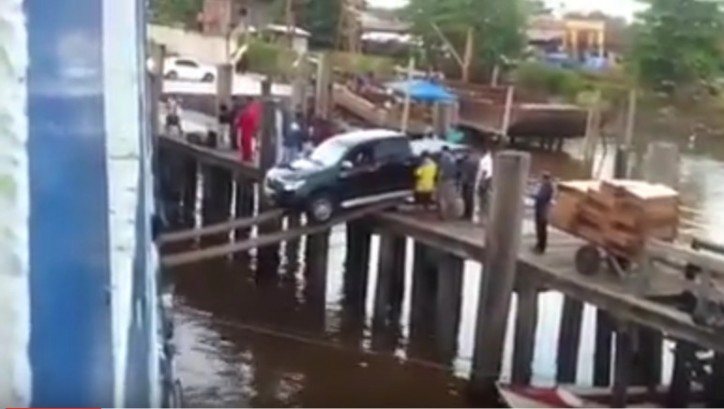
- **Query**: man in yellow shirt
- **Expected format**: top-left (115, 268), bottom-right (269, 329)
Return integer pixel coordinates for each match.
top-left (414, 151), bottom-right (438, 210)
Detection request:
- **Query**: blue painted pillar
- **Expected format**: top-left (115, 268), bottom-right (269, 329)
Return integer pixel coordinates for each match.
top-left (25, 0), bottom-right (157, 406)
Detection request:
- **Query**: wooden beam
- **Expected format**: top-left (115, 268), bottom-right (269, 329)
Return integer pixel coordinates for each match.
top-left (162, 201), bottom-right (401, 268)
top-left (159, 209), bottom-right (285, 245)
top-left (511, 283), bottom-right (539, 385)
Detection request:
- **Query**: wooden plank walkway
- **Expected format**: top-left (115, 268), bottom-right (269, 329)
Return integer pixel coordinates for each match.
top-left (373, 210), bottom-right (724, 353)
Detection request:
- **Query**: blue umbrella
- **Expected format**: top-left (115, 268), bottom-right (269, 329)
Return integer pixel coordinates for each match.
top-left (386, 79), bottom-right (458, 103)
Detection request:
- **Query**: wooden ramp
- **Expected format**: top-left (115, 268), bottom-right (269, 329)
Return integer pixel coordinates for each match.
top-left (159, 209), bottom-right (286, 245)
top-left (162, 201), bottom-right (399, 268)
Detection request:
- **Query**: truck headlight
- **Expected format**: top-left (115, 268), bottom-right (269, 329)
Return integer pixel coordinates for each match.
top-left (282, 180), bottom-right (304, 190)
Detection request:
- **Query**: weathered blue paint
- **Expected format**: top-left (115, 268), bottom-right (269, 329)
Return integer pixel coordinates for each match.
top-left (26, 0), bottom-right (115, 405)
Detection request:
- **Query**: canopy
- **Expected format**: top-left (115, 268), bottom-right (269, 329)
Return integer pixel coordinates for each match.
top-left (385, 79), bottom-right (457, 103)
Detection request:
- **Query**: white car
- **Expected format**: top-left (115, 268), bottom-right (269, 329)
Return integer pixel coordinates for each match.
top-left (163, 57), bottom-right (215, 82)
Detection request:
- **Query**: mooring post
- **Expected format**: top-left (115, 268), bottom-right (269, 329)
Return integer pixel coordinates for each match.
top-left (256, 79), bottom-right (281, 274)
top-left (593, 309), bottom-right (614, 387)
top-left (344, 220), bottom-right (372, 313)
top-left (435, 253), bottom-right (464, 361)
top-left (373, 233), bottom-right (406, 327)
top-left (471, 151), bottom-right (530, 399)
top-left (556, 297), bottom-right (584, 384)
top-left (511, 276), bottom-right (539, 386)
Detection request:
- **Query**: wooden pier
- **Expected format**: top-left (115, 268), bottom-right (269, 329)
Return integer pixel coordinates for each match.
top-left (153, 59), bottom-right (724, 408)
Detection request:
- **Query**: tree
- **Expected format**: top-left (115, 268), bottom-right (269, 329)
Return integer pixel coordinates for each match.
top-left (405, 0), bottom-right (527, 79)
top-left (148, 0), bottom-right (204, 27)
top-left (630, 0), bottom-right (724, 92)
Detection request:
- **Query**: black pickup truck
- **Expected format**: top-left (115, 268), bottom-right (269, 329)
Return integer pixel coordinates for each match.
top-left (263, 129), bottom-right (469, 222)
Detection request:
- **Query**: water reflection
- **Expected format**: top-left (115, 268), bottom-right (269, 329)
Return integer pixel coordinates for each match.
top-left (173, 135), bottom-right (724, 407)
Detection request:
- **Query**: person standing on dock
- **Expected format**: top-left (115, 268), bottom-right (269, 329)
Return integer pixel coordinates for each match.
top-left (282, 112), bottom-right (306, 164)
top-left (414, 151), bottom-right (437, 211)
top-left (532, 172), bottom-right (554, 254)
top-left (475, 148), bottom-right (494, 223)
top-left (460, 151), bottom-right (480, 220)
top-left (235, 98), bottom-right (261, 163)
top-left (165, 97), bottom-right (183, 137)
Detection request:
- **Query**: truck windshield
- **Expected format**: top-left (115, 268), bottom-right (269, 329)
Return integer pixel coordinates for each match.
top-left (307, 139), bottom-right (349, 167)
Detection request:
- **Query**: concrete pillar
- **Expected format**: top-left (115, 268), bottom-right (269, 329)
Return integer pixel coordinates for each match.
top-left (257, 80), bottom-right (281, 274)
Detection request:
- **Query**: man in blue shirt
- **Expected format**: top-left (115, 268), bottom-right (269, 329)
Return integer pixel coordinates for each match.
top-left (533, 172), bottom-right (554, 254)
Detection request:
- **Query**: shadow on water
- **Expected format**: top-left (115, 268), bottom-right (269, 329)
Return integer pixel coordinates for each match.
top-left (173, 134), bottom-right (724, 407)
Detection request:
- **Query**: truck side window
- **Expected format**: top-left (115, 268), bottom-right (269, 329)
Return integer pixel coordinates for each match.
top-left (374, 138), bottom-right (409, 163)
top-left (348, 145), bottom-right (374, 167)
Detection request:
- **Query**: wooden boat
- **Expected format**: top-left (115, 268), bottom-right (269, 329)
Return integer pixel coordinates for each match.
top-left (446, 81), bottom-right (589, 140)
top-left (497, 383), bottom-right (704, 408)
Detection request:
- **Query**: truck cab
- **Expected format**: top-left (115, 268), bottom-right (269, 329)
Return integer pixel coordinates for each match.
top-left (264, 129), bottom-right (470, 222)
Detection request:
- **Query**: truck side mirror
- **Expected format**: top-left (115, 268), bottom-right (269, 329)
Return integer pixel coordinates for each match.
top-left (341, 160), bottom-right (353, 170)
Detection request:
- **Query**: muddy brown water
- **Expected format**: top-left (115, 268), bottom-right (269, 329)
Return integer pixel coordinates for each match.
top-left (171, 134), bottom-right (724, 407)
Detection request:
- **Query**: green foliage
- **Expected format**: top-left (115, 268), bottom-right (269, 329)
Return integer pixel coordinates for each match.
top-left (405, 0), bottom-right (527, 69)
top-left (513, 62), bottom-right (587, 101)
top-left (148, 0), bottom-right (203, 27)
top-left (629, 0), bottom-right (724, 93)
top-left (245, 39), bottom-right (299, 77)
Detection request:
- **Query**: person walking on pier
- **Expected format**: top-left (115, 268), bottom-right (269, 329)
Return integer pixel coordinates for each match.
top-left (414, 151), bottom-right (437, 211)
top-left (235, 98), bottom-right (261, 163)
top-left (532, 172), bottom-right (554, 254)
top-left (475, 148), bottom-right (494, 223)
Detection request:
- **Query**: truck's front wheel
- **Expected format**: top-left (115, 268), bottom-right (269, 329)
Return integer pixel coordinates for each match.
top-left (307, 194), bottom-right (335, 223)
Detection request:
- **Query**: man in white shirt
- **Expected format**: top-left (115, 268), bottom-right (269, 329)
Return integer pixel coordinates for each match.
top-left (474, 150), bottom-right (494, 222)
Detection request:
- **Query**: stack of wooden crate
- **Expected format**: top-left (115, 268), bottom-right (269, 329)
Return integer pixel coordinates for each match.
top-left (549, 179), bottom-right (679, 258)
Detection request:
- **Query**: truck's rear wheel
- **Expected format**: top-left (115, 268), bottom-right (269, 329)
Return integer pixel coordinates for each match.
top-left (308, 194), bottom-right (335, 223)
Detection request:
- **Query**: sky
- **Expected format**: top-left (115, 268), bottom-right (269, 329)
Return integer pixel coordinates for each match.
top-left (366, 0), bottom-right (645, 20)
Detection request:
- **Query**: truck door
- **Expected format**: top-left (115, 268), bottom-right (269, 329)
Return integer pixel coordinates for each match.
top-left (338, 142), bottom-right (381, 206)
top-left (373, 137), bottom-right (415, 195)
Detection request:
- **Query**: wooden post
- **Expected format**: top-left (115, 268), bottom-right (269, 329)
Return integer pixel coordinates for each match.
top-left (180, 157), bottom-right (198, 229)
top-left (150, 44), bottom-right (166, 138)
top-left (512, 280), bottom-right (539, 386)
top-left (462, 27), bottom-right (474, 83)
top-left (593, 310), bottom-right (614, 387)
top-left (344, 220), bottom-right (372, 313)
top-left (401, 57), bottom-right (414, 134)
top-left (705, 354), bottom-right (724, 407)
top-left (373, 233), bottom-right (406, 327)
top-left (216, 63), bottom-right (234, 149)
top-left (257, 80), bottom-right (281, 274)
top-left (284, 213), bottom-right (302, 270)
top-left (615, 88), bottom-right (637, 178)
top-left (556, 297), bottom-right (584, 383)
top-left (435, 253), bottom-right (464, 361)
top-left (471, 151), bottom-right (530, 398)
top-left (315, 53), bottom-right (332, 120)
top-left (304, 228), bottom-right (329, 305)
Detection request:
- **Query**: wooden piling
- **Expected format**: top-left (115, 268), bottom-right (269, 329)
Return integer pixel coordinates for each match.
top-left (410, 242), bottom-right (436, 327)
top-left (314, 53), bottom-right (332, 120)
top-left (284, 213), bottom-right (302, 271)
top-left (593, 309), bottom-right (614, 387)
top-left (304, 229), bottom-right (329, 309)
top-left (556, 297), bottom-right (584, 383)
top-left (216, 63), bottom-right (233, 149)
top-left (256, 80), bottom-right (281, 274)
top-left (200, 166), bottom-right (233, 245)
top-left (511, 279), bottom-right (539, 386)
top-left (470, 151), bottom-right (530, 399)
top-left (373, 233), bottom-right (406, 327)
top-left (180, 157), bottom-right (198, 229)
top-left (435, 253), bottom-right (464, 361)
top-left (233, 179), bottom-right (255, 262)
top-left (613, 323), bottom-right (634, 408)
top-left (344, 220), bottom-right (372, 312)
top-left (705, 354), bottom-right (724, 407)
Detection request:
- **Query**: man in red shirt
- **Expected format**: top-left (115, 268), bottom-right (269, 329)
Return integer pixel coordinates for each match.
top-left (235, 98), bottom-right (262, 162)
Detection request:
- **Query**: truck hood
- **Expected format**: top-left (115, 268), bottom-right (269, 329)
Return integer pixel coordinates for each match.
top-left (267, 158), bottom-right (326, 181)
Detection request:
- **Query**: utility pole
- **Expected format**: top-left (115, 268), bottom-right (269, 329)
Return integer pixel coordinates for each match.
top-left (336, 0), bottom-right (362, 53)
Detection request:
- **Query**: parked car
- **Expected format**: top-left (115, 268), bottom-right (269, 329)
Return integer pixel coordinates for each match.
top-left (263, 129), bottom-right (469, 223)
top-left (163, 57), bottom-right (215, 82)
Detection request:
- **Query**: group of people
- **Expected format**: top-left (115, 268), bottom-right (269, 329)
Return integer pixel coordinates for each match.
top-left (413, 146), bottom-right (555, 255)
top-left (414, 146), bottom-right (494, 223)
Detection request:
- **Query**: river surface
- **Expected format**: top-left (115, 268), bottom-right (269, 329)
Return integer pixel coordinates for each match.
top-left (171, 133), bottom-right (724, 407)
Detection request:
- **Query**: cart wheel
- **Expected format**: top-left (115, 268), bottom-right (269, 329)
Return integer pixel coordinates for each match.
top-left (575, 245), bottom-right (601, 276)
